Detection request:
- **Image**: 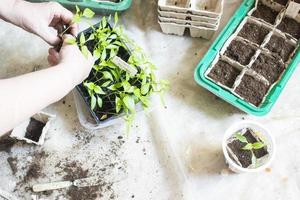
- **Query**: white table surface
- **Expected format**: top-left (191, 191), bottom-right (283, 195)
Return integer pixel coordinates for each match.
top-left (1, 0), bottom-right (300, 199)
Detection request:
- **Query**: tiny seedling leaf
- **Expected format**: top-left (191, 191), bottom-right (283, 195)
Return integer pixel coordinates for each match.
top-left (81, 45), bottom-right (90, 58)
top-left (91, 94), bottom-right (97, 110)
top-left (242, 143), bottom-right (253, 150)
top-left (235, 133), bottom-right (248, 143)
top-left (102, 71), bottom-right (113, 81)
top-left (114, 12), bottom-right (119, 27)
top-left (123, 95), bottom-right (135, 113)
top-left (82, 8), bottom-right (95, 19)
top-left (116, 96), bottom-right (122, 113)
top-left (65, 37), bottom-right (76, 45)
top-left (94, 85), bottom-right (105, 95)
top-left (141, 83), bottom-right (150, 95)
top-left (72, 14), bottom-right (81, 23)
top-left (252, 142), bottom-right (265, 150)
top-left (80, 33), bottom-right (86, 46)
top-left (97, 96), bottom-right (103, 108)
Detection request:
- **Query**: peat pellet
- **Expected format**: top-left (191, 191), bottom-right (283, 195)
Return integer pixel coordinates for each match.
top-left (251, 54), bottom-right (285, 84)
top-left (208, 60), bottom-right (240, 88)
top-left (25, 118), bottom-right (45, 142)
top-left (224, 40), bottom-right (256, 65)
top-left (243, 129), bottom-right (268, 159)
top-left (235, 74), bottom-right (270, 106)
top-left (277, 17), bottom-right (300, 40)
top-left (274, 0), bottom-right (289, 6)
top-left (265, 34), bottom-right (296, 62)
top-left (252, 2), bottom-right (280, 24)
top-left (238, 22), bottom-right (269, 45)
top-left (227, 139), bottom-right (253, 168)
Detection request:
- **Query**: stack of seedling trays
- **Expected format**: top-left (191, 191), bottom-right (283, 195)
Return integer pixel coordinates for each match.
top-left (194, 0), bottom-right (300, 115)
top-left (158, 0), bottom-right (224, 39)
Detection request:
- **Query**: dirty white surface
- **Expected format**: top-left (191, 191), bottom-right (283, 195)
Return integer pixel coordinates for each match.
top-left (1, 0), bottom-right (300, 199)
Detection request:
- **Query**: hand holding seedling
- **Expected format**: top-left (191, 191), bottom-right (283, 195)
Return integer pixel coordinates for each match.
top-left (0, 0), bottom-right (77, 46)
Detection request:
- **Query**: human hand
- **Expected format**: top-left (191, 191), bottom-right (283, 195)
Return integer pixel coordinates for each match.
top-left (10, 1), bottom-right (77, 46)
top-left (48, 34), bottom-right (94, 85)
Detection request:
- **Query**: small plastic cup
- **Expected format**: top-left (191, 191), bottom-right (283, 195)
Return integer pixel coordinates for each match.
top-left (222, 120), bottom-right (276, 173)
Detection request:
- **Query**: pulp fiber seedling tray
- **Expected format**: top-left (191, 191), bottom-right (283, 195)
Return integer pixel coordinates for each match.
top-left (194, 0), bottom-right (300, 116)
top-left (27, 0), bottom-right (132, 14)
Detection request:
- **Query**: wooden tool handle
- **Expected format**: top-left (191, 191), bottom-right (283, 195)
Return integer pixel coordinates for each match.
top-left (32, 181), bottom-right (73, 192)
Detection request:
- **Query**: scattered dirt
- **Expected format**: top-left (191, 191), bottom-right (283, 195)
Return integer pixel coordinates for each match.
top-left (25, 118), bottom-right (46, 142)
top-left (238, 22), bottom-right (269, 45)
top-left (62, 161), bottom-right (89, 181)
top-left (265, 167), bottom-right (272, 173)
top-left (224, 40), bottom-right (256, 65)
top-left (252, 2), bottom-right (280, 24)
top-left (7, 157), bottom-right (18, 175)
top-left (0, 134), bottom-right (16, 153)
top-left (278, 17), bottom-right (300, 40)
top-left (235, 74), bottom-right (270, 106)
top-left (208, 60), bottom-right (240, 88)
top-left (265, 34), bottom-right (296, 62)
top-left (251, 53), bottom-right (285, 84)
top-left (227, 139), bottom-right (252, 168)
top-left (274, 0), bottom-right (289, 5)
top-left (23, 151), bottom-right (48, 182)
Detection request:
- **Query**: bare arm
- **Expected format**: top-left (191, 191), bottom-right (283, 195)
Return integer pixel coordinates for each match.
top-left (0, 1), bottom-right (93, 135)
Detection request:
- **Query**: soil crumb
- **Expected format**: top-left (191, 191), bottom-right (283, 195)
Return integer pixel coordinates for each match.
top-left (7, 157), bottom-right (18, 175)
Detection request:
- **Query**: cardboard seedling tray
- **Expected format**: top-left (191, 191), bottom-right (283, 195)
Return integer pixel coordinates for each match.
top-left (194, 0), bottom-right (300, 116)
top-left (26, 0), bottom-right (132, 14)
top-left (158, 15), bottom-right (219, 28)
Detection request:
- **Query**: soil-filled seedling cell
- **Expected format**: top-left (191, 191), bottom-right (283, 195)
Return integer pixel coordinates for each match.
top-left (252, 2), bottom-right (280, 25)
top-left (193, 0), bottom-right (218, 11)
top-left (235, 74), bottom-right (270, 106)
top-left (273, 0), bottom-right (289, 6)
top-left (243, 129), bottom-right (268, 158)
top-left (293, 0), bottom-right (300, 3)
top-left (277, 17), bottom-right (300, 40)
top-left (251, 53), bottom-right (285, 84)
top-left (238, 22), bottom-right (269, 45)
top-left (166, 0), bottom-right (189, 7)
top-left (207, 60), bottom-right (241, 88)
top-left (224, 40), bottom-right (257, 65)
top-left (227, 139), bottom-right (252, 168)
top-left (25, 118), bottom-right (45, 142)
top-left (265, 34), bottom-right (296, 62)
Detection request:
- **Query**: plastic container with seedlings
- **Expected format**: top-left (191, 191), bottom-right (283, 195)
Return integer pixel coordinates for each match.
top-left (194, 0), bottom-right (300, 116)
top-left (223, 121), bottom-right (275, 173)
top-left (10, 112), bottom-right (55, 145)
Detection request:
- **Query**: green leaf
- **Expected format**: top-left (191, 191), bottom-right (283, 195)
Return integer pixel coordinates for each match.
top-left (97, 96), bottom-right (103, 108)
top-left (235, 133), bottom-right (248, 143)
top-left (65, 37), bottom-right (76, 45)
top-left (83, 82), bottom-right (94, 90)
top-left (251, 152), bottom-right (257, 166)
top-left (252, 142), bottom-right (265, 150)
top-left (82, 8), bottom-right (95, 19)
top-left (72, 14), bottom-right (81, 23)
top-left (93, 49), bottom-right (101, 60)
top-left (75, 5), bottom-right (80, 13)
top-left (80, 33), bottom-right (86, 46)
top-left (141, 83), bottom-right (150, 95)
top-left (94, 85), bottom-right (105, 95)
top-left (102, 81), bottom-right (111, 87)
top-left (87, 33), bottom-right (95, 41)
top-left (91, 94), bottom-right (97, 110)
top-left (101, 48), bottom-right (107, 61)
top-left (115, 96), bottom-right (122, 113)
top-left (242, 143), bottom-right (253, 150)
top-left (114, 12), bottom-right (119, 27)
top-left (81, 45), bottom-right (89, 58)
top-left (101, 17), bottom-right (107, 29)
top-left (134, 88), bottom-right (141, 97)
top-left (102, 71), bottom-right (113, 81)
top-left (123, 95), bottom-right (135, 113)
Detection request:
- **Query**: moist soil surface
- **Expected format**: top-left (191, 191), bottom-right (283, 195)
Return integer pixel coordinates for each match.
top-left (25, 118), bottom-right (45, 142)
top-left (208, 60), bottom-right (240, 88)
top-left (274, 0), bottom-right (289, 5)
top-left (265, 34), bottom-right (296, 62)
top-left (243, 129), bottom-right (268, 158)
top-left (294, 0), bottom-right (300, 3)
top-left (235, 74), bottom-right (270, 106)
top-left (238, 22), bottom-right (269, 45)
top-left (224, 40), bottom-right (256, 65)
top-left (278, 17), bottom-right (300, 40)
top-left (227, 139), bottom-right (252, 168)
top-left (0, 134), bottom-right (16, 153)
top-left (251, 53), bottom-right (285, 84)
top-left (252, 2), bottom-right (280, 24)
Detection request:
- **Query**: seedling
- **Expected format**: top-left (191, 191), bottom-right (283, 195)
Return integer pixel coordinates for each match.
top-left (235, 132), bottom-right (266, 166)
top-left (70, 7), bottom-right (169, 131)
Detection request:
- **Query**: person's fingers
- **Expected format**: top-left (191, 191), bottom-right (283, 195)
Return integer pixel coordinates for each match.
top-left (48, 48), bottom-right (59, 65)
top-left (69, 23), bottom-right (78, 37)
top-left (62, 34), bottom-right (76, 47)
top-left (40, 29), bottom-right (61, 46)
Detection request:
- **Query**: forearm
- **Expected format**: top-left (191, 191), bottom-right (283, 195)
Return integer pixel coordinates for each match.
top-left (0, 65), bottom-right (75, 135)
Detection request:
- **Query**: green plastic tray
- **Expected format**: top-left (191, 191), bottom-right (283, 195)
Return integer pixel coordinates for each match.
top-left (194, 0), bottom-right (300, 116)
top-left (27, 0), bottom-right (132, 14)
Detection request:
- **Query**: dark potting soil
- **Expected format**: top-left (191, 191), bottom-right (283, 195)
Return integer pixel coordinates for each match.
top-left (208, 60), bottom-right (240, 88)
top-left (251, 53), bottom-right (285, 84)
top-left (265, 34), bottom-right (295, 62)
top-left (224, 40), bottom-right (256, 65)
top-left (243, 129), bottom-right (268, 159)
top-left (238, 22), bottom-right (269, 45)
top-left (25, 118), bottom-right (45, 142)
top-left (293, 0), bottom-right (300, 3)
top-left (274, 0), bottom-right (289, 5)
top-left (235, 74), bottom-right (270, 106)
top-left (0, 134), bottom-right (16, 152)
top-left (278, 17), bottom-right (300, 40)
top-left (227, 139), bottom-right (252, 168)
top-left (252, 2), bottom-right (280, 24)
